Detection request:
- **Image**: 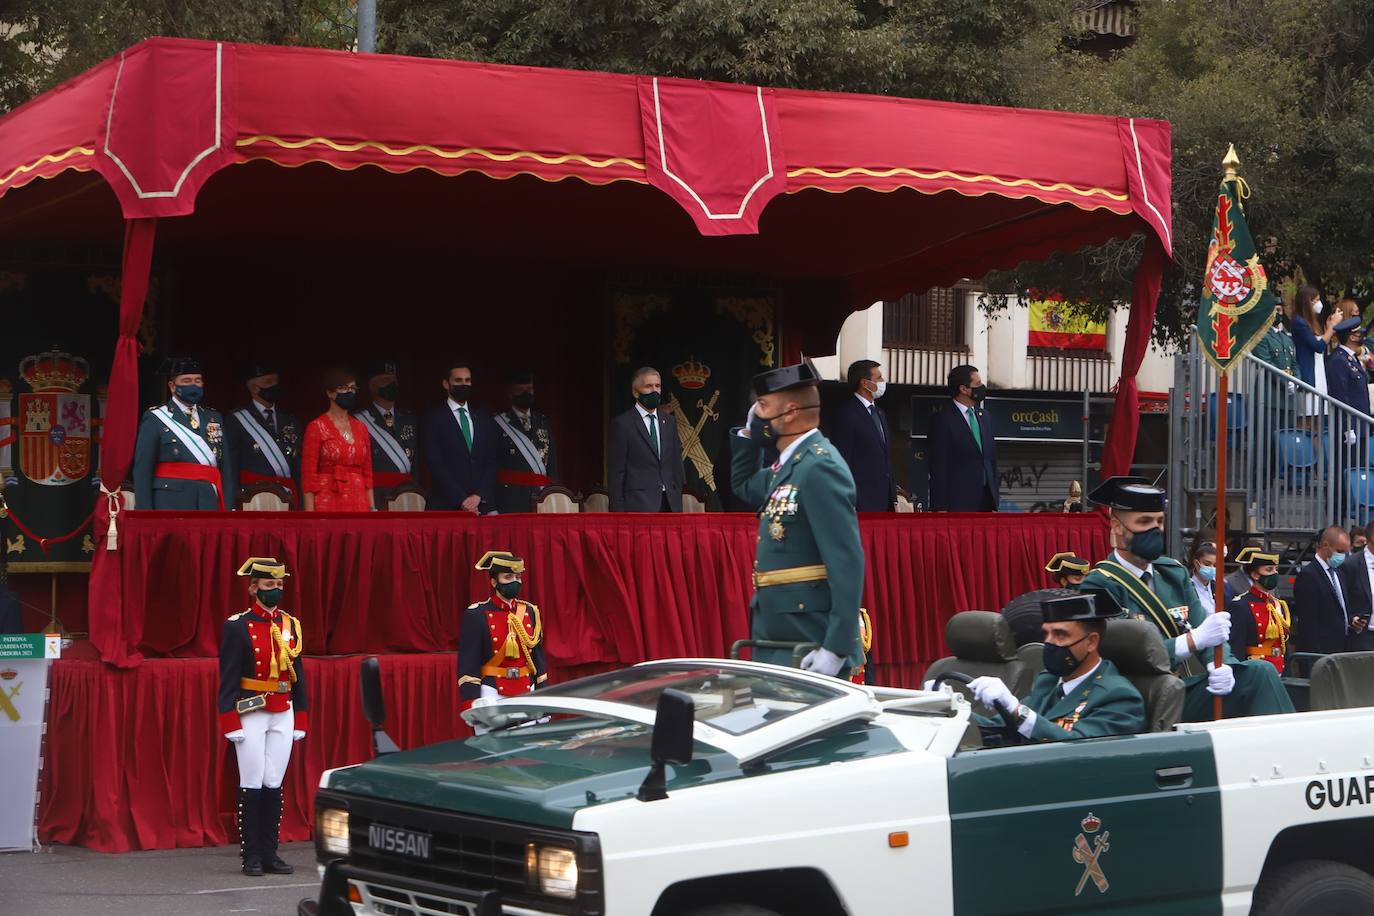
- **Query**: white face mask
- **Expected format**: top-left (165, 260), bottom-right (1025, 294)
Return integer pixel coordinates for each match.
top-left (872, 380), bottom-right (887, 399)
top-left (1315, 299), bottom-right (1325, 315)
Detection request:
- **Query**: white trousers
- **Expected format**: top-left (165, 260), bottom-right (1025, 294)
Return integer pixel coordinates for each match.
top-left (234, 707), bottom-right (294, 789)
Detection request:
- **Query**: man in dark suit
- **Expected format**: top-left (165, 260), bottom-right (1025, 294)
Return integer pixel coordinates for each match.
top-left (828, 359), bottom-right (895, 512)
top-left (1338, 519), bottom-right (1374, 651)
top-left (422, 360), bottom-right (498, 513)
top-left (226, 364), bottom-right (302, 508)
top-left (926, 364), bottom-right (999, 511)
top-left (607, 366), bottom-right (683, 512)
top-left (1325, 317), bottom-right (1369, 524)
top-left (1292, 525), bottom-right (1354, 655)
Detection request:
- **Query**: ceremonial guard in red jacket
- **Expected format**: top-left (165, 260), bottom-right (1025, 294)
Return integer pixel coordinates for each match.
top-left (459, 551), bottom-right (547, 713)
top-left (219, 557), bottom-right (307, 876)
top-left (1226, 547), bottom-right (1291, 674)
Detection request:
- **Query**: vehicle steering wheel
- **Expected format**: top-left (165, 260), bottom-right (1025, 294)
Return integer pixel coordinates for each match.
top-left (930, 671), bottom-right (1022, 736)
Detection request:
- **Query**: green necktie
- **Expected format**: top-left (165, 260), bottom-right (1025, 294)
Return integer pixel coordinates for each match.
top-left (458, 406), bottom-right (473, 450)
top-left (648, 412), bottom-right (660, 456)
top-left (967, 407), bottom-right (982, 451)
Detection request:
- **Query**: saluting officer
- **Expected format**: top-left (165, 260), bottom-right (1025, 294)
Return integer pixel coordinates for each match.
top-left (132, 357), bottom-right (234, 509)
top-left (357, 361), bottom-right (419, 509)
top-left (227, 363), bottom-right (302, 507)
top-left (1077, 476), bottom-right (1293, 720)
top-left (458, 551), bottom-right (548, 714)
top-left (1045, 551), bottom-right (1090, 589)
top-left (969, 591), bottom-right (1146, 742)
top-left (731, 358), bottom-right (863, 677)
top-left (218, 557), bottom-right (307, 877)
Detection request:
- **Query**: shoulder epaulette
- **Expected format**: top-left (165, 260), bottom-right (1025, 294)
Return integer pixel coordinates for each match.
top-left (228, 610), bottom-right (249, 621)
top-left (467, 601), bottom-right (484, 610)
top-left (519, 600), bottom-right (540, 612)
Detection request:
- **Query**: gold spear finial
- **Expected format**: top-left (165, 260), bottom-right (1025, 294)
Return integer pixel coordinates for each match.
top-left (1222, 144), bottom-right (1240, 179)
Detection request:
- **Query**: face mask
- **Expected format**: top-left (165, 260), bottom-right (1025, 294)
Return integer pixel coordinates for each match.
top-left (256, 587), bottom-right (282, 608)
top-left (333, 391), bottom-right (358, 411)
top-left (1198, 565), bottom-right (1216, 583)
top-left (1043, 633), bottom-right (1091, 678)
top-left (1329, 551), bottom-right (1348, 569)
top-left (496, 580), bottom-right (522, 600)
top-left (1124, 525), bottom-right (1165, 562)
top-left (449, 384), bottom-right (473, 403)
top-left (175, 384), bottom-right (203, 405)
top-left (512, 392), bottom-right (536, 410)
top-left (749, 407), bottom-right (789, 441)
top-left (869, 380), bottom-right (887, 399)
top-left (1259, 572), bottom-right (1280, 591)
top-left (256, 385), bottom-right (280, 403)
top-left (1315, 300), bottom-right (1325, 315)
top-left (376, 382), bottom-right (398, 402)
top-left (968, 385), bottom-right (988, 402)
top-left (637, 390), bottom-right (662, 410)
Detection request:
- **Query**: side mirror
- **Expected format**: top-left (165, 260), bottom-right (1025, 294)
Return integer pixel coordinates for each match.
top-left (637, 688), bottom-right (694, 802)
top-left (359, 657), bottom-right (399, 756)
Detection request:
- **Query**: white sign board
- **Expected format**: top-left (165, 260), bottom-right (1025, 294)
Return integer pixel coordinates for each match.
top-left (0, 635), bottom-right (60, 852)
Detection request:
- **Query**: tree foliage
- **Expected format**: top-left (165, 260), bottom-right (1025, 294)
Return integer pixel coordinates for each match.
top-left (3, 0), bottom-right (1374, 344)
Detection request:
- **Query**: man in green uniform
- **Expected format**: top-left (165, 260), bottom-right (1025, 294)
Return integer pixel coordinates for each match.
top-left (132, 357), bottom-right (234, 510)
top-left (1252, 302), bottom-right (1299, 375)
top-left (731, 359), bottom-right (863, 676)
top-left (969, 590), bottom-right (1146, 742)
top-left (1078, 476), bottom-right (1293, 720)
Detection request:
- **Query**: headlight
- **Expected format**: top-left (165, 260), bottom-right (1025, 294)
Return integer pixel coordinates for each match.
top-left (526, 843), bottom-right (578, 899)
top-left (318, 808), bottom-right (350, 856)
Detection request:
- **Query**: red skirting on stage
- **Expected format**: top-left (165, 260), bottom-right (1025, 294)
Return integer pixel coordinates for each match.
top-left (93, 511), bottom-right (1109, 681)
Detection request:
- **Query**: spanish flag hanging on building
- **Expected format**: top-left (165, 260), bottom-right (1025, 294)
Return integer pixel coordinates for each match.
top-left (1027, 295), bottom-right (1107, 350)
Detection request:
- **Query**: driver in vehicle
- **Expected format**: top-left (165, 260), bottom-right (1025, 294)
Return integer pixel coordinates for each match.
top-left (967, 591), bottom-right (1146, 742)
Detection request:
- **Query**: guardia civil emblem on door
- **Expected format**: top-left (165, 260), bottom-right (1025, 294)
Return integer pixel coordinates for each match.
top-left (18, 348), bottom-right (91, 486)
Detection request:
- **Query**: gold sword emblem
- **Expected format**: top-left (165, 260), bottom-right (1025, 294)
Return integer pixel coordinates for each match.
top-left (0, 682), bottom-right (22, 723)
top-left (1073, 830), bottom-right (1111, 896)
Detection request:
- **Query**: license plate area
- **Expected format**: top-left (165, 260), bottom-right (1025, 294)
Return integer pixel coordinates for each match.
top-left (368, 822), bottom-right (434, 861)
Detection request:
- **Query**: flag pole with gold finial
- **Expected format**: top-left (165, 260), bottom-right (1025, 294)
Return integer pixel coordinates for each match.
top-left (1211, 144), bottom-right (1241, 721)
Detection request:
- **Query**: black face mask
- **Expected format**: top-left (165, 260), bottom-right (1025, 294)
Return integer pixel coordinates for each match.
top-left (256, 384), bottom-right (280, 403)
top-left (333, 391), bottom-right (358, 411)
top-left (449, 384), bottom-right (473, 403)
top-left (637, 390), bottom-right (662, 410)
top-left (1043, 633), bottom-right (1092, 678)
top-left (968, 385), bottom-right (988, 402)
top-left (512, 392), bottom-right (535, 410)
top-left (376, 382), bottom-right (398, 402)
top-left (255, 587), bottom-right (283, 609)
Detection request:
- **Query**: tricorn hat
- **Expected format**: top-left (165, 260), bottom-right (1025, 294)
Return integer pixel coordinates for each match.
top-left (1234, 545), bottom-right (1280, 569)
top-left (236, 556), bottom-right (289, 579)
top-left (241, 363), bottom-right (278, 381)
top-left (1043, 588), bottom-right (1123, 622)
top-left (475, 550), bottom-right (525, 574)
top-left (161, 356), bottom-right (202, 378)
top-left (1087, 476), bottom-right (1167, 512)
top-left (751, 357), bottom-right (821, 397)
top-left (366, 361), bottom-right (399, 380)
top-left (1045, 552), bottom-right (1090, 576)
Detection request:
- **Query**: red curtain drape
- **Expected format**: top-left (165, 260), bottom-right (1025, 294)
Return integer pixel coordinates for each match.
top-left (39, 654), bottom-right (460, 852)
top-left (1099, 235), bottom-right (1168, 479)
top-left (97, 511), bottom-right (1108, 679)
top-left (89, 217), bottom-right (158, 669)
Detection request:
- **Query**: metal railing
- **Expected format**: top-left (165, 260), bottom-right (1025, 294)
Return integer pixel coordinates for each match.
top-left (1170, 335), bottom-right (1374, 538)
top-left (883, 345), bottom-right (970, 387)
top-left (1027, 351), bottom-right (1114, 392)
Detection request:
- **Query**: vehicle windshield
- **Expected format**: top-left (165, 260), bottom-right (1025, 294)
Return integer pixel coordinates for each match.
top-left (532, 663), bottom-right (847, 735)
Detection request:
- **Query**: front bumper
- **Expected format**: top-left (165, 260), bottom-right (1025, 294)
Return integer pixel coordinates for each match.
top-left (300, 860), bottom-right (513, 916)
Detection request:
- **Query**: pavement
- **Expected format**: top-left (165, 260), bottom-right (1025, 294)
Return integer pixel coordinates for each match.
top-left (0, 841), bottom-right (320, 916)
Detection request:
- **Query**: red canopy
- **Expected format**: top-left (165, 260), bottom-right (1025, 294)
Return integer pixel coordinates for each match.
top-left (0, 39), bottom-right (1170, 664)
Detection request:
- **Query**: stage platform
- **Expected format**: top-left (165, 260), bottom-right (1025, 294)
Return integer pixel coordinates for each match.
top-left (49, 510), bottom-right (1107, 851)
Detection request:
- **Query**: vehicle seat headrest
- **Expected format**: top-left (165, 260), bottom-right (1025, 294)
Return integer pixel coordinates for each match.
top-left (945, 611), bottom-right (1019, 663)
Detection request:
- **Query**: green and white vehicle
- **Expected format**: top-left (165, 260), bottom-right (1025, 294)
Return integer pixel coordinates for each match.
top-left (300, 648), bottom-right (1374, 916)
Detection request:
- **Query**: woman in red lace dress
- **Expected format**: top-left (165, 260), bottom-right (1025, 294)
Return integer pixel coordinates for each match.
top-left (301, 368), bottom-right (375, 511)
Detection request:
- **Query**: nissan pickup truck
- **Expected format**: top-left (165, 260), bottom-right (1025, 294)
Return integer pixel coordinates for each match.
top-left (299, 651), bottom-right (1374, 916)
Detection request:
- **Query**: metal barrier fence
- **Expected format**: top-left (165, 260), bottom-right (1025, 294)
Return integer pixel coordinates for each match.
top-left (1170, 335), bottom-right (1374, 538)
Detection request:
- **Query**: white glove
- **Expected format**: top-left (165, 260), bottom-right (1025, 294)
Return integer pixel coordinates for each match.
top-left (800, 647), bottom-right (846, 676)
top-left (1286, 380), bottom-right (1297, 395)
top-left (968, 675), bottom-right (1018, 713)
top-left (292, 730), bottom-right (306, 742)
top-left (224, 729), bottom-right (245, 744)
top-left (1206, 661), bottom-right (1235, 696)
top-left (739, 403), bottom-right (757, 438)
top-left (1189, 611), bottom-right (1231, 653)
top-left (480, 685), bottom-right (500, 700)
top-left (1348, 429), bottom-right (1359, 445)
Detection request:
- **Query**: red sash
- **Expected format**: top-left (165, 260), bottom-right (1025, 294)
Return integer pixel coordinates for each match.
top-left (498, 469), bottom-right (552, 487)
top-left (239, 469), bottom-right (297, 507)
top-left (373, 471), bottom-right (412, 489)
top-left (153, 462), bottom-right (224, 510)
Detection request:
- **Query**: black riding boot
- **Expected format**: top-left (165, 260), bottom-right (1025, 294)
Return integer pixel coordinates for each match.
top-left (260, 786), bottom-right (294, 874)
top-left (239, 787), bottom-right (263, 876)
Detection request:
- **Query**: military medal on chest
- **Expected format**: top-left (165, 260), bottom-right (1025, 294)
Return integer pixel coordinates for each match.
top-left (763, 483), bottom-right (799, 541)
